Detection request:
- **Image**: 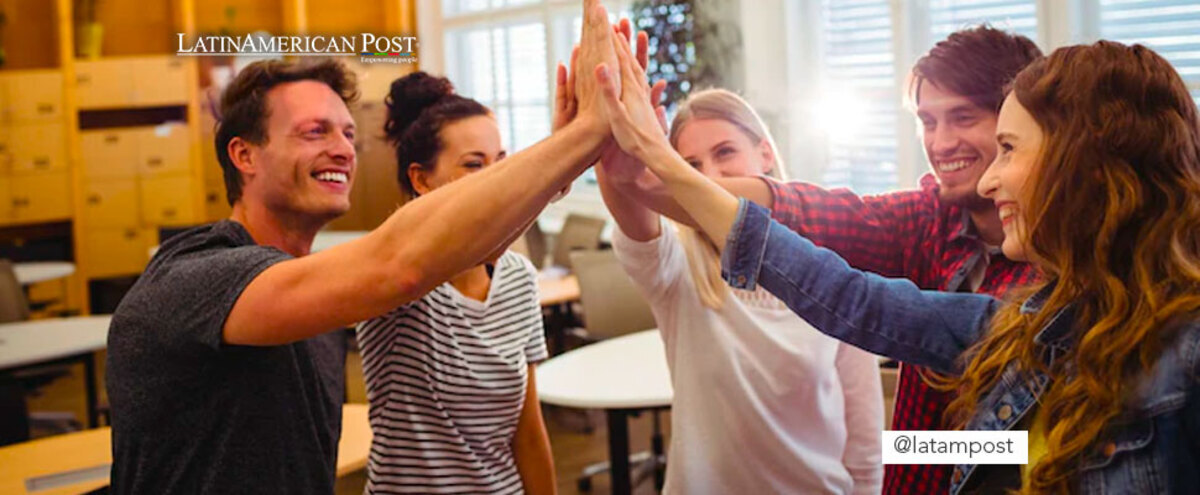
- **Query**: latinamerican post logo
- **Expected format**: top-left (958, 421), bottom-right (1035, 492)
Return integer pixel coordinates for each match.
top-left (176, 33), bottom-right (418, 64)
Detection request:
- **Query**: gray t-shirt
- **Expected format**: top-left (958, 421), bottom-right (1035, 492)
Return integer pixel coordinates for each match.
top-left (106, 220), bottom-right (347, 494)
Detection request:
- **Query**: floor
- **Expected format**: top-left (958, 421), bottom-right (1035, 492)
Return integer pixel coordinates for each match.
top-left (22, 347), bottom-right (671, 495)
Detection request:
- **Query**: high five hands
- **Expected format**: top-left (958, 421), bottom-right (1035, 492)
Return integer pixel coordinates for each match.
top-left (554, 1), bottom-right (668, 181)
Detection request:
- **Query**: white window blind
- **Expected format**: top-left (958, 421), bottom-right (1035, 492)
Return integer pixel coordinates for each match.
top-left (818, 0), bottom-right (900, 194)
top-left (929, 0), bottom-right (1038, 41)
top-left (1098, 0), bottom-right (1200, 104)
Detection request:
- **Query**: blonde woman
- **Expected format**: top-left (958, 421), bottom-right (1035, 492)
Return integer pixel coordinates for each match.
top-left (593, 87), bottom-right (883, 494)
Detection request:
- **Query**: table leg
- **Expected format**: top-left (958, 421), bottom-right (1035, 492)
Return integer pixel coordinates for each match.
top-left (84, 354), bottom-right (98, 428)
top-left (606, 409), bottom-right (632, 495)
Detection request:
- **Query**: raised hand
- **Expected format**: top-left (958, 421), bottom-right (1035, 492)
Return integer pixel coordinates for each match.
top-left (551, 46), bottom-right (580, 132)
top-left (595, 25), bottom-right (673, 170)
top-left (599, 21), bottom-right (668, 184)
top-left (575, 0), bottom-right (620, 132)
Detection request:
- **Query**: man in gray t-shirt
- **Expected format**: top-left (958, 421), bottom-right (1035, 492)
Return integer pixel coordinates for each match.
top-left (106, 5), bottom-right (624, 492)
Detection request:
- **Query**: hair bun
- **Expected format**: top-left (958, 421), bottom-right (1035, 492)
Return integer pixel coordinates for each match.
top-left (385, 71), bottom-right (455, 143)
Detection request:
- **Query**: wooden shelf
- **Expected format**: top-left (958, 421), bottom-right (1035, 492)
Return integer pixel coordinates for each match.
top-left (0, 0), bottom-right (61, 69)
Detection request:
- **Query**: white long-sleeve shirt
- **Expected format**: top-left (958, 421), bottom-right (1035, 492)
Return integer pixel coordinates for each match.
top-left (613, 223), bottom-right (883, 494)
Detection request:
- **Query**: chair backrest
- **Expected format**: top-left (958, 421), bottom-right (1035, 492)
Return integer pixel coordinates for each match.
top-left (569, 250), bottom-right (657, 340)
top-left (0, 260), bottom-right (31, 323)
top-left (522, 222), bottom-right (548, 270)
top-left (552, 214), bottom-right (606, 269)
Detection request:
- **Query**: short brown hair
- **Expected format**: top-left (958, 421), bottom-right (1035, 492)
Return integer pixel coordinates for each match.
top-left (908, 25), bottom-right (1042, 113)
top-left (215, 59), bottom-right (359, 205)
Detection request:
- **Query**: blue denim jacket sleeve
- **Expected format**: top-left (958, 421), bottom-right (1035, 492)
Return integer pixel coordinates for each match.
top-left (720, 199), bottom-right (1000, 375)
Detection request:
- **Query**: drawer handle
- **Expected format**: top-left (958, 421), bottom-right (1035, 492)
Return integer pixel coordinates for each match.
top-left (124, 229), bottom-right (137, 239)
top-left (34, 157), bottom-right (51, 168)
top-left (77, 74), bottom-right (92, 83)
top-left (206, 193), bottom-right (218, 202)
top-left (104, 135), bottom-right (119, 144)
top-left (146, 157), bottom-right (163, 167)
top-left (87, 194), bottom-right (101, 205)
top-left (13, 198), bottom-right (27, 207)
top-left (37, 104), bottom-right (55, 114)
top-left (163, 208), bottom-right (177, 217)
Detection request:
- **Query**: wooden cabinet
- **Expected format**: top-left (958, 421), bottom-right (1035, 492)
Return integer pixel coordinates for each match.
top-left (0, 70), bottom-right (71, 226)
top-left (137, 124), bottom-right (191, 176)
top-left (140, 175), bottom-right (197, 226)
top-left (83, 179), bottom-right (140, 229)
top-left (76, 57), bottom-right (190, 109)
top-left (10, 173), bottom-right (72, 223)
top-left (81, 129), bottom-right (140, 179)
top-left (4, 71), bottom-right (65, 123)
top-left (10, 122), bottom-right (67, 174)
top-left (84, 228), bottom-right (154, 279)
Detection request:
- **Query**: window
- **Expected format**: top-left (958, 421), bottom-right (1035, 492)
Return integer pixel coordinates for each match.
top-left (929, 0), bottom-right (1038, 42)
top-left (1097, 0), bottom-right (1200, 104)
top-left (816, 0), bottom-right (899, 194)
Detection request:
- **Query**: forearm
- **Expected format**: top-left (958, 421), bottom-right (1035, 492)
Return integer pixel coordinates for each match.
top-left (597, 164), bottom-right (661, 242)
top-left (514, 368), bottom-right (557, 495)
top-left (614, 169), bottom-right (772, 231)
top-left (639, 145), bottom-right (742, 249)
top-left (223, 119), bottom-right (604, 345)
top-left (721, 200), bottom-right (997, 374)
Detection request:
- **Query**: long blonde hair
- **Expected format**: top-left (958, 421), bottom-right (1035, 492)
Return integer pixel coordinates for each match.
top-left (668, 89), bottom-right (787, 308)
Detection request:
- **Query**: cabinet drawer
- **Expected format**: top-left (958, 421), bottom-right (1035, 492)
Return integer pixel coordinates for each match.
top-left (10, 173), bottom-right (71, 223)
top-left (81, 129), bottom-right (139, 179)
top-left (7, 71), bottom-right (64, 122)
top-left (84, 179), bottom-right (140, 229)
top-left (76, 60), bottom-right (134, 109)
top-left (130, 57), bottom-right (190, 106)
top-left (137, 124), bottom-right (191, 176)
top-left (85, 228), bottom-right (152, 278)
top-left (9, 122), bottom-right (67, 174)
top-left (140, 175), bottom-right (197, 226)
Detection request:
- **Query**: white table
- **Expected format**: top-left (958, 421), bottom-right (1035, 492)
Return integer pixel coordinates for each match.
top-left (0, 316), bottom-right (112, 428)
top-left (312, 230), bottom-right (367, 252)
top-left (537, 330), bottom-right (672, 494)
top-left (12, 262), bottom-right (76, 285)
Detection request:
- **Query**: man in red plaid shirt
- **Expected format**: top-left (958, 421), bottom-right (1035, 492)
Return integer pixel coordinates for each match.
top-left (629, 25), bottom-right (1042, 494)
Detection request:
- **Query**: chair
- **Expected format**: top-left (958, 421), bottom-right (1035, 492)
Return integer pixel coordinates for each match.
top-left (567, 250), bottom-right (666, 492)
top-left (523, 222), bottom-right (549, 270)
top-left (0, 259), bottom-right (32, 323)
top-left (569, 250), bottom-right (656, 341)
top-left (0, 259), bottom-right (81, 440)
top-left (550, 214), bottom-right (606, 270)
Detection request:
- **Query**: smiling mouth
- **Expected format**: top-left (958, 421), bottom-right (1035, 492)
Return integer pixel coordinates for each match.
top-left (997, 204), bottom-right (1018, 224)
top-left (937, 158), bottom-right (976, 174)
top-left (313, 171), bottom-right (348, 184)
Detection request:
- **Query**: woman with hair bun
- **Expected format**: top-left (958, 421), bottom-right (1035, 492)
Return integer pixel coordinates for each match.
top-left (356, 71), bottom-right (558, 495)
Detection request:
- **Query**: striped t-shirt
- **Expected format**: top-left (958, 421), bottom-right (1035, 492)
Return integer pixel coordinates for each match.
top-left (357, 251), bottom-right (549, 494)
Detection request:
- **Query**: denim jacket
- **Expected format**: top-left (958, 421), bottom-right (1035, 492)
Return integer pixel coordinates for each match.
top-left (720, 200), bottom-right (1200, 494)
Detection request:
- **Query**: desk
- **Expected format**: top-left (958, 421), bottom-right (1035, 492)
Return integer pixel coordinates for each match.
top-left (537, 274), bottom-right (579, 307)
top-left (312, 230), bottom-right (368, 252)
top-left (537, 330), bottom-right (672, 495)
top-left (537, 274), bottom-right (580, 356)
top-left (0, 403), bottom-right (371, 495)
top-left (12, 263), bottom-right (75, 285)
top-left (0, 316), bottom-right (111, 428)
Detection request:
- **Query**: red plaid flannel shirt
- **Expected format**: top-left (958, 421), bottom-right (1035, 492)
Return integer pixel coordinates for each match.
top-left (764, 174), bottom-right (1038, 495)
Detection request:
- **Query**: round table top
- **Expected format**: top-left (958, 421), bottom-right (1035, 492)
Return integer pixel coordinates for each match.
top-left (536, 329), bottom-right (673, 409)
top-left (0, 315), bottom-right (112, 370)
top-left (12, 262), bottom-right (76, 285)
top-left (312, 230), bottom-right (368, 253)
